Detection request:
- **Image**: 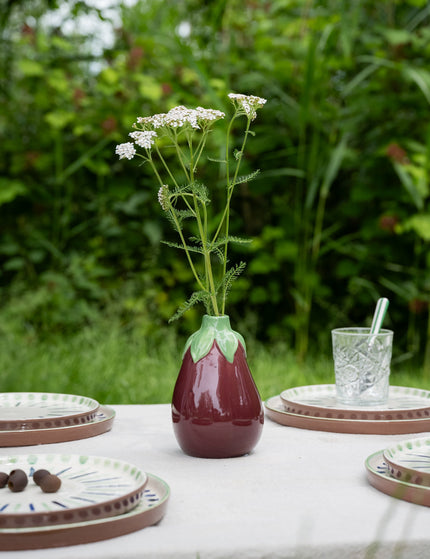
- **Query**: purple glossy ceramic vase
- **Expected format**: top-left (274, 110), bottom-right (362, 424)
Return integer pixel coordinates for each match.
top-left (172, 315), bottom-right (264, 458)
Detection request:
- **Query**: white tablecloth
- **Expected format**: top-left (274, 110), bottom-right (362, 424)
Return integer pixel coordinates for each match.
top-left (2, 403), bottom-right (430, 558)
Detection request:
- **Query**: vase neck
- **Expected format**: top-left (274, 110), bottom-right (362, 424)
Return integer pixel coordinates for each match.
top-left (201, 315), bottom-right (231, 330)
top-left (183, 314), bottom-right (246, 364)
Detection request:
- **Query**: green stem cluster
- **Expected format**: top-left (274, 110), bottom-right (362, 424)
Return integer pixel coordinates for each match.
top-left (140, 111), bottom-right (254, 317)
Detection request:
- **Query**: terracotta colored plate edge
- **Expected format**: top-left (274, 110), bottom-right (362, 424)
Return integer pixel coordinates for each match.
top-left (365, 451), bottom-right (430, 507)
top-left (0, 406), bottom-right (115, 447)
top-left (0, 473), bottom-right (148, 529)
top-left (265, 397), bottom-right (430, 435)
top-left (0, 474), bottom-right (169, 551)
top-left (0, 409), bottom-right (100, 432)
top-left (279, 387), bottom-right (430, 421)
top-left (0, 394), bottom-right (100, 431)
top-left (382, 451), bottom-right (430, 487)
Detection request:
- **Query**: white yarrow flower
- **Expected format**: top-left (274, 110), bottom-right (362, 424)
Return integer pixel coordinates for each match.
top-left (129, 130), bottom-right (157, 149)
top-left (158, 185), bottom-right (170, 211)
top-left (115, 142), bottom-right (136, 160)
top-left (196, 107), bottom-right (225, 123)
top-left (150, 113), bottom-right (168, 128)
top-left (228, 93), bottom-right (267, 120)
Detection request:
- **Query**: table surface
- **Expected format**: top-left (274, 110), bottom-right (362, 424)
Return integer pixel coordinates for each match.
top-left (1, 403), bottom-right (430, 558)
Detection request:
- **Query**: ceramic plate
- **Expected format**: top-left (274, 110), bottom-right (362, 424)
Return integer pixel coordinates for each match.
top-left (0, 406), bottom-right (115, 447)
top-left (383, 437), bottom-right (430, 486)
top-left (0, 393), bottom-right (100, 431)
top-left (365, 450), bottom-right (430, 507)
top-left (0, 453), bottom-right (147, 528)
top-left (280, 385), bottom-right (430, 421)
top-left (265, 395), bottom-right (430, 435)
top-left (0, 473), bottom-right (169, 551)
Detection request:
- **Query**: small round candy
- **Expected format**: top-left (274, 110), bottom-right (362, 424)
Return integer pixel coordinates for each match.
top-left (39, 474), bottom-right (61, 493)
top-left (33, 469), bottom-right (50, 486)
top-left (0, 472), bottom-right (8, 488)
top-left (8, 469), bottom-right (28, 492)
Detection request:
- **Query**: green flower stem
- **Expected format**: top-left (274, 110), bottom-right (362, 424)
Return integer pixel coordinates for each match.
top-left (189, 147), bottom-right (220, 315)
top-left (172, 131), bottom-right (191, 183)
top-left (220, 117), bottom-right (252, 314)
top-left (170, 208), bottom-right (206, 292)
top-left (148, 159), bottom-right (205, 292)
top-left (154, 144), bottom-right (180, 188)
top-left (193, 129), bottom-right (210, 172)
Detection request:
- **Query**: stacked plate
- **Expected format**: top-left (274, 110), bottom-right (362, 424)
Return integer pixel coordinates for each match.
top-left (366, 437), bottom-right (430, 507)
top-left (0, 392), bottom-right (115, 446)
top-left (265, 384), bottom-right (430, 434)
top-left (0, 453), bottom-right (170, 550)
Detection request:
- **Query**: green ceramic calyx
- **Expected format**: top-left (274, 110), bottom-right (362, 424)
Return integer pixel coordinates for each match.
top-left (183, 315), bottom-right (246, 364)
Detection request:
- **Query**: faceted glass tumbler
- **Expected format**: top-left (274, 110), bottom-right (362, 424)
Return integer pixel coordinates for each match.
top-left (331, 327), bottom-right (393, 406)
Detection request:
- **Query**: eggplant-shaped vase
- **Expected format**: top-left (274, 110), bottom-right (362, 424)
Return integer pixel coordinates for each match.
top-left (172, 315), bottom-right (264, 458)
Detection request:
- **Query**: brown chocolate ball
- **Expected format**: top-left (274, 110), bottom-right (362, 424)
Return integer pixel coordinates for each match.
top-left (0, 472), bottom-right (8, 488)
top-left (39, 474), bottom-right (61, 493)
top-left (33, 469), bottom-right (50, 486)
top-left (8, 469), bottom-right (28, 492)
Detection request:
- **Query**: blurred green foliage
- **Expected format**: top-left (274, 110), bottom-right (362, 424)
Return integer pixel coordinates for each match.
top-left (1, 0), bottom-right (429, 373)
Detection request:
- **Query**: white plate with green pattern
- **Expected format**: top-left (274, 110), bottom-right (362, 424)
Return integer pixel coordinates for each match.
top-left (0, 393), bottom-right (100, 431)
top-left (383, 437), bottom-right (430, 486)
top-left (0, 453), bottom-right (147, 528)
top-left (0, 474), bottom-right (169, 550)
top-left (366, 450), bottom-right (430, 507)
top-left (280, 385), bottom-right (430, 421)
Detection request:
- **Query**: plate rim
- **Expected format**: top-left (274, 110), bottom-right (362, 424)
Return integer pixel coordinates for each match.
top-left (383, 436), bottom-right (430, 486)
top-left (0, 392), bottom-right (100, 431)
top-left (0, 473), bottom-right (169, 551)
top-left (279, 384), bottom-right (430, 421)
top-left (265, 395), bottom-right (430, 435)
top-left (0, 452), bottom-right (147, 528)
top-left (365, 450), bottom-right (430, 507)
top-left (0, 405), bottom-right (115, 447)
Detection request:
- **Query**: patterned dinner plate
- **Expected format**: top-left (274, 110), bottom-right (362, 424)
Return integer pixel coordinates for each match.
top-left (365, 450), bottom-right (430, 507)
top-left (383, 437), bottom-right (430, 486)
top-left (0, 453), bottom-right (147, 528)
top-left (265, 395), bottom-right (430, 434)
top-left (280, 385), bottom-right (430, 421)
top-left (0, 406), bottom-right (115, 447)
top-left (0, 474), bottom-right (169, 551)
top-left (0, 393), bottom-right (100, 431)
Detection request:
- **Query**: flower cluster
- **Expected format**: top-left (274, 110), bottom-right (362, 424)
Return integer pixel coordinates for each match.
top-left (115, 142), bottom-right (136, 160)
top-left (227, 93), bottom-right (267, 120)
top-left (114, 93), bottom-right (267, 319)
top-left (135, 105), bottom-right (225, 131)
top-left (129, 130), bottom-right (157, 149)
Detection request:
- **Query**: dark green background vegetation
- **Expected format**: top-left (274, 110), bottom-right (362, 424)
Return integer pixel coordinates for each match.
top-left (1, 0), bottom-right (429, 401)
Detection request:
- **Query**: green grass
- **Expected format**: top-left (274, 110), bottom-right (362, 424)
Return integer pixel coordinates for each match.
top-left (1, 320), bottom-right (428, 404)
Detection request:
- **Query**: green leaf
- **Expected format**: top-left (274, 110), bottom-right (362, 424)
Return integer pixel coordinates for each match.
top-left (402, 66), bottom-right (430, 105)
top-left (17, 59), bottom-right (44, 77)
top-left (397, 214), bottom-right (430, 241)
top-left (207, 157), bottom-right (228, 164)
top-left (0, 179), bottom-right (27, 205)
top-left (137, 76), bottom-right (163, 102)
top-left (161, 240), bottom-right (203, 254)
top-left (169, 291), bottom-right (210, 323)
top-left (231, 169), bottom-right (260, 186)
top-left (225, 236), bottom-right (252, 244)
top-left (209, 236), bottom-right (252, 251)
top-left (381, 29), bottom-right (414, 46)
top-left (45, 111), bottom-right (75, 130)
top-left (221, 261), bottom-right (246, 303)
top-left (393, 162), bottom-right (425, 210)
top-left (320, 135), bottom-right (349, 198)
